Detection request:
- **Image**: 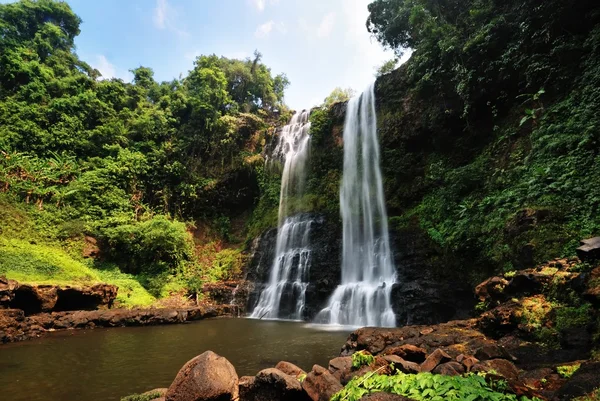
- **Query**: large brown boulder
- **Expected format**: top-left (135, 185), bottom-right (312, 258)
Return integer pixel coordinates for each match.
top-left (239, 368), bottom-right (309, 401)
top-left (302, 365), bottom-right (343, 401)
top-left (432, 361), bottom-right (465, 376)
top-left (166, 351), bottom-right (238, 401)
top-left (420, 349), bottom-right (452, 373)
top-left (382, 344), bottom-right (427, 363)
top-left (328, 357), bottom-right (353, 383)
top-left (275, 361), bottom-right (306, 379)
top-left (554, 362), bottom-right (600, 400)
top-left (382, 355), bottom-right (420, 374)
top-left (472, 359), bottom-right (519, 381)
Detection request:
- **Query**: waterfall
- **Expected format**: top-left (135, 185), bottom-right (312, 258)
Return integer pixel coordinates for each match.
top-left (316, 83), bottom-right (396, 327)
top-left (250, 111), bottom-right (313, 320)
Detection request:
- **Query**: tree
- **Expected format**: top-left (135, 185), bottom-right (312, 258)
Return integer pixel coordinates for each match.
top-left (323, 87), bottom-right (356, 107)
top-left (375, 58), bottom-right (398, 77)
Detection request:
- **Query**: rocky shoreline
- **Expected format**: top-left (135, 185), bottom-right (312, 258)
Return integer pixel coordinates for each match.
top-left (125, 256), bottom-right (599, 401)
top-left (0, 276), bottom-right (237, 344)
top-left (0, 304), bottom-right (236, 344)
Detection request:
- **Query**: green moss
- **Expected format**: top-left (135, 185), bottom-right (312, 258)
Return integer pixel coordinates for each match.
top-left (557, 364), bottom-right (581, 379)
top-left (120, 392), bottom-right (163, 401)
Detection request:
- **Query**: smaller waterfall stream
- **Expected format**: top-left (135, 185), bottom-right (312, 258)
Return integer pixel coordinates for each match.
top-left (250, 111), bottom-right (312, 320)
top-left (316, 83), bottom-right (396, 327)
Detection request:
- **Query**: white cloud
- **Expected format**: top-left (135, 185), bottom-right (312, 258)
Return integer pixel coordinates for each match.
top-left (153, 0), bottom-right (167, 29)
top-left (249, 0), bottom-right (279, 12)
top-left (317, 12), bottom-right (336, 38)
top-left (255, 20), bottom-right (275, 38)
top-left (94, 55), bottom-right (116, 80)
top-left (153, 0), bottom-right (189, 37)
top-left (255, 21), bottom-right (286, 39)
top-left (91, 55), bottom-right (119, 81)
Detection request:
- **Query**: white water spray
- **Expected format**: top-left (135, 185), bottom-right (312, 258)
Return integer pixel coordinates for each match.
top-left (316, 83), bottom-right (396, 327)
top-left (250, 111), bottom-right (313, 320)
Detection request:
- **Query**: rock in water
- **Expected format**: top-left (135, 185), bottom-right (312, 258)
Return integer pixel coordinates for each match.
top-left (166, 351), bottom-right (238, 401)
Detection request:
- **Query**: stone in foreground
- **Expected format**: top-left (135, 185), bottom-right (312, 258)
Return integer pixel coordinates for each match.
top-left (240, 368), bottom-right (309, 401)
top-left (302, 364), bottom-right (343, 401)
top-left (166, 351), bottom-right (238, 401)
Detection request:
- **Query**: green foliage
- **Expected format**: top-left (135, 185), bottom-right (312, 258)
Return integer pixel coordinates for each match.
top-left (0, 237), bottom-right (99, 283)
top-left (352, 351), bottom-right (375, 369)
top-left (555, 304), bottom-right (593, 332)
top-left (102, 215), bottom-right (194, 276)
top-left (332, 371), bottom-right (540, 401)
top-left (369, 0), bottom-right (600, 276)
top-left (0, 0), bottom-right (292, 297)
top-left (557, 364), bottom-right (581, 379)
top-left (375, 58), bottom-right (399, 78)
top-left (322, 87), bottom-right (355, 107)
top-left (120, 392), bottom-right (163, 401)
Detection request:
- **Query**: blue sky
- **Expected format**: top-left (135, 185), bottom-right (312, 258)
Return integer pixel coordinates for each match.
top-left (3, 0), bottom-right (406, 109)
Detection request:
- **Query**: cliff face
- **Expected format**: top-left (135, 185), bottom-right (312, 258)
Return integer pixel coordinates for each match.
top-left (244, 13), bottom-right (600, 325)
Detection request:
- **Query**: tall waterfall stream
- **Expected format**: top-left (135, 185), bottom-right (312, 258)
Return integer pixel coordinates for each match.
top-left (315, 83), bottom-right (396, 327)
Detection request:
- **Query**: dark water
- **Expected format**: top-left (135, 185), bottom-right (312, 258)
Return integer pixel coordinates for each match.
top-left (0, 318), bottom-right (350, 401)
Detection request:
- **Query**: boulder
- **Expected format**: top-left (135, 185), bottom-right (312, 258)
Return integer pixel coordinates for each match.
top-left (341, 321), bottom-right (488, 358)
top-left (475, 277), bottom-right (509, 303)
top-left (474, 344), bottom-right (514, 361)
top-left (420, 349), bottom-right (452, 373)
top-left (456, 354), bottom-right (479, 371)
top-left (302, 365), bottom-right (343, 401)
top-left (584, 267), bottom-right (600, 303)
top-left (0, 276), bottom-right (18, 307)
top-left (577, 237), bottom-right (600, 262)
top-left (383, 344), bottom-right (427, 363)
top-left (554, 362), bottom-right (600, 400)
top-left (240, 368), bottom-right (309, 401)
top-left (238, 376), bottom-right (256, 401)
top-left (275, 361), bottom-right (306, 379)
top-left (432, 362), bottom-right (465, 376)
top-left (328, 357), bottom-right (353, 382)
top-left (505, 271), bottom-right (551, 297)
top-left (165, 351), bottom-right (238, 401)
top-left (472, 359), bottom-right (519, 381)
top-left (383, 355), bottom-right (420, 373)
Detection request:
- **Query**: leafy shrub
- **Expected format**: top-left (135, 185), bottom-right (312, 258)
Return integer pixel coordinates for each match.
top-left (352, 351), bottom-right (375, 369)
top-left (332, 371), bottom-right (541, 401)
top-left (102, 215), bottom-right (194, 276)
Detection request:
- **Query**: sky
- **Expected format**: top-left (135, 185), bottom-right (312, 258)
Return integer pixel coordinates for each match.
top-left (4, 0), bottom-right (405, 110)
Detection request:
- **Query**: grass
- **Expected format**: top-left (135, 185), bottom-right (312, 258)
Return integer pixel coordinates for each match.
top-left (0, 237), bottom-right (156, 308)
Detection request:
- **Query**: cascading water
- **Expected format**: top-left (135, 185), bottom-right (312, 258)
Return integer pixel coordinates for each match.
top-left (250, 111), bottom-right (313, 320)
top-left (316, 83), bottom-right (396, 327)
